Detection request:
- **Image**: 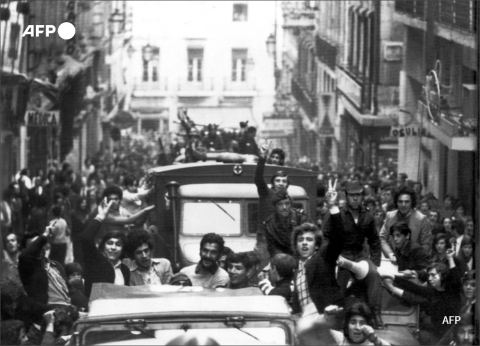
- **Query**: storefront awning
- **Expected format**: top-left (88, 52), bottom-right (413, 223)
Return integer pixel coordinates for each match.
top-left (186, 107), bottom-right (255, 129)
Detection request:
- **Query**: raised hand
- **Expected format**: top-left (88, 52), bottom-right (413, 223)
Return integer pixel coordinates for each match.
top-left (260, 139), bottom-right (270, 158)
top-left (97, 198), bottom-right (113, 218)
top-left (388, 253), bottom-right (398, 265)
top-left (446, 248), bottom-right (455, 260)
top-left (325, 179), bottom-right (338, 207)
top-left (361, 325), bottom-right (377, 343)
top-left (324, 305), bottom-right (343, 316)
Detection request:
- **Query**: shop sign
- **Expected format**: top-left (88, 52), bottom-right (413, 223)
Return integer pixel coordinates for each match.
top-left (24, 110), bottom-right (60, 126)
top-left (390, 125), bottom-right (426, 137)
top-left (262, 118), bottom-right (295, 138)
top-left (337, 69), bottom-right (362, 108)
top-left (383, 42), bottom-right (403, 62)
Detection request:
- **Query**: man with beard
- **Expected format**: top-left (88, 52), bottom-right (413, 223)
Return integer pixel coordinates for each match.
top-left (264, 190), bottom-right (308, 258)
top-left (124, 230), bottom-right (172, 286)
top-left (254, 143), bottom-right (291, 262)
top-left (179, 233), bottom-right (229, 288)
top-left (379, 186), bottom-right (433, 262)
top-left (322, 181), bottom-right (384, 329)
top-left (1, 233), bottom-right (22, 286)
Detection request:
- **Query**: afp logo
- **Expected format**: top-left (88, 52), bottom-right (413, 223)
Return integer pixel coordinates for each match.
top-left (22, 22), bottom-right (75, 40)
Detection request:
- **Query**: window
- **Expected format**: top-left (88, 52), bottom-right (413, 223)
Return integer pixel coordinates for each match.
top-left (141, 46), bottom-right (159, 82)
top-left (182, 201), bottom-right (241, 235)
top-left (233, 3), bottom-right (248, 21)
top-left (187, 48), bottom-right (203, 82)
top-left (232, 49), bottom-right (247, 81)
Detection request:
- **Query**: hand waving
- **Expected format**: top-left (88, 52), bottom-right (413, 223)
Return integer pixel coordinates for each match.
top-left (97, 198), bottom-right (113, 219)
top-left (325, 179), bottom-right (338, 208)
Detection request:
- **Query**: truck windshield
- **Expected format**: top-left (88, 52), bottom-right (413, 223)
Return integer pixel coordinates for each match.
top-left (182, 201), bottom-right (241, 235)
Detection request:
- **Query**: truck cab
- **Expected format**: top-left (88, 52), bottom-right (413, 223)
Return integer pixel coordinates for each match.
top-left (149, 161), bottom-right (317, 271)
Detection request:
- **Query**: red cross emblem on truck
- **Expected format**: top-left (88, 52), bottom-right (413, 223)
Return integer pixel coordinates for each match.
top-left (233, 165), bottom-right (243, 175)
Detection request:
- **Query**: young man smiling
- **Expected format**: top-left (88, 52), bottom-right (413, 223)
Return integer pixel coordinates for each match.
top-left (225, 252), bottom-right (255, 289)
top-left (124, 230), bottom-right (172, 286)
top-left (179, 233), bottom-right (229, 289)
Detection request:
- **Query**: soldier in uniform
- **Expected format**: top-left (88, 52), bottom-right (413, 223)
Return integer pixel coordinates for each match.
top-left (263, 190), bottom-right (309, 258)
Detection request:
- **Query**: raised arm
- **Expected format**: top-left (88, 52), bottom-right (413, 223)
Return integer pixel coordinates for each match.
top-left (254, 144), bottom-right (270, 197)
top-left (322, 179), bottom-right (345, 264)
top-left (104, 205), bottom-right (154, 225)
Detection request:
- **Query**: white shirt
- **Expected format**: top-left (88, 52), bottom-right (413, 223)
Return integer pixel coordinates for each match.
top-left (113, 261), bottom-right (125, 286)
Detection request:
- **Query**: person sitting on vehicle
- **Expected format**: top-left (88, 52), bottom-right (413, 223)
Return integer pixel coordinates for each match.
top-left (388, 221), bottom-right (431, 281)
top-left (226, 252), bottom-right (256, 289)
top-left (296, 302), bottom-right (390, 346)
top-left (291, 180), bottom-right (345, 316)
top-left (124, 229), bottom-right (173, 286)
top-left (268, 148), bottom-right (285, 166)
top-left (81, 198), bottom-right (135, 297)
top-left (202, 124), bottom-right (224, 151)
top-left (264, 190), bottom-right (309, 258)
top-left (179, 233), bottom-right (229, 289)
top-left (382, 250), bottom-right (462, 345)
top-left (254, 142), bottom-right (292, 262)
top-left (238, 126), bottom-right (261, 156)
top-left (185, 128), bottom-right (207, 163)
top-left (217, 246), bottom-right (233, 270)
top-left (258, 253), bottom-right (295, 303)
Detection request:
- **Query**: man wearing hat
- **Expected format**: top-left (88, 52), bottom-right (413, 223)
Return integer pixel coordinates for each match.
top-left (322, 181), bottom-right (384, 329)
top-left (263, 190), bottom-right (309, 258)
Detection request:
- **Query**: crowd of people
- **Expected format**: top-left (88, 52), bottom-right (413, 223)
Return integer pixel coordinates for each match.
top-left (0, 127), bottom-right (477, 346)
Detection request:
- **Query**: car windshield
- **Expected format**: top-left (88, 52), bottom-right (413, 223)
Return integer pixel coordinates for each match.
top-left (182, 201), bottom-right (241, 235)
top-left (85, 323), bottom-right (288, 345)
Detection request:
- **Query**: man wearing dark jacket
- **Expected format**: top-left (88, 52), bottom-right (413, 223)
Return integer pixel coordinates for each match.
top-left (18, 227), bottom-right (71, 308)
top-left (263, 190), bottom-right (308, 258)
top-left (258, 253), bottom-right (296, 304)
top-left (322, 181), bottom-right (384, 329)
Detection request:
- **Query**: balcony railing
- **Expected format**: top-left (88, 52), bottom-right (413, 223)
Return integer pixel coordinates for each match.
top-left (315, 35), bottom-right (337, 70)
top-left (223, 78), bottom-right (256, 91)
top-left (395, 0), bottom-right (477, 33)
top-left (134, 78), bottom-right (170, 92)
top-left (177, 78), bottom-right (214, 92)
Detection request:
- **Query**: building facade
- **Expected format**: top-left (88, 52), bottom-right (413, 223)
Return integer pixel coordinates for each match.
top-left (128, 1), bottom-right (277, 151)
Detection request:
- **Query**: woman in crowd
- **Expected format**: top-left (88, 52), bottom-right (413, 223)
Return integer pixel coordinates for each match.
top-left (80, 199), bottom-right (130, 297)
top-left (456, 236), bottom-right (475, 274)
top-left (297, 302), bottom-right (390, 345)
top-left (383, 249), bottom-right (462, 345)
top-left (442, 217), bottom-right (453, 235)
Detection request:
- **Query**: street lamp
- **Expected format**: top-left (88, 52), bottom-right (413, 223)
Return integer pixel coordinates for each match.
top-left (266, 33), bottom-right (276, 56)
top-left (109, 8), bottom-right (124, 35)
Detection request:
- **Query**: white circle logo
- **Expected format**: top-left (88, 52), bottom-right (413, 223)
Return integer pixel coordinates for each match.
top-left (57, 22), bottom-right (76, 40)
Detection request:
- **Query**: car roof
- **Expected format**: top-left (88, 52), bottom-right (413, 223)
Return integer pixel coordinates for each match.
top-left (85, 284), bottom-right (292, 321)
top-left (179, 183), bottom-right (308, 199)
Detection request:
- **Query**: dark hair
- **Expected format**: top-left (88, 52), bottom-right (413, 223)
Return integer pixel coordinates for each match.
top-left (226, 252), bottom-right (254, 271)
top-left (459, 235), bottom-right (474, 259)
top-left (64, 262), bottom-right (83, 278)
top-left (270, 171), bottom-right (290, 189)
top-left (52, 205), bottom-right (63, 218)
top-left (373, 207), bottom-right (386, 219)
top-left (199, 233), bottom-right (225, 255)
top-left (271, 253), bottom-right (296, 280)
top-left (123, 175), bottom-right (137, 188)
top-left (393, 186), bottom-right (417, 209)
top-left (443, 193), bottom-right (455, 201)
top-left (52, 307), bottom-right (76, 337)
top-left (3, 233), bottom-right (18, 251)
top-left (364, 197), bottom-right (377, 209)
top-left (292, 223), bottom-right (323, 257)
top-left (428, 209), bottom-right (441, 223)
top-left (433, 233), bottom-right (452, 252)
top-left (1, 320), bottom-right (25, 345)
top-left (462, 270), bottom-right (475, 283)
top-left (124, 230), bottom-right (154, 259)
top-left (246, 126), bottom-right (257, 134)
top-left (389, 221), bottom-right (411, 237)
top-left (343, 302), bottom-right (374, 339)
top-left (316, 181), bottom-right (326, 198)
top-left (427, 262), bottom-right (450, 287)
top-left (221, 246), bottom-right (234, 257)
top-left (0, 278), bottom-right (21, 305)
top-left (103, 185), bottom-right (123, 200)
top-left (453, 313), bottom-right (475, 343)
top-left (451, 219), bottom-right (465, 236)
top-left (269, 148), bottom-right (285, 166)
top-left (21, 232), bottom-right (41, 250)
top-left (98, 231), bottom-right (126, 254)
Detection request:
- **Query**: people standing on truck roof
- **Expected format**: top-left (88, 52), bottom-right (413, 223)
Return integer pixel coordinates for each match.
top-left (179, 233), bottom-right (229, 289)
top-left (81, 198), bottom-right (139, 297)
top-left (254, 143), bottom-right (292, 262)
top-left (121, 174), bottom-right (154, 217)
top-left (202, 124), bottom-right (224, 152)
top-left (264, 190), bottom-right (309, 258)
top-left (379, 186), bottom-right (433, 263)
top-left (185, 128), bottom-right (208, 163)
top-left (258, 253), bottom-right (295, 305)
top-left (322, 181), bottom-right (385, 329)
top-left (123, 230), bottom-right (173, 286)
top-left (297, 302), bottom-right (390, 346)
top-left (225, 252), bottom-right (256, 289)
top-left (238, 126), bottom-right (261, 156)
top-left (291, 180), bottom-right (345, 316)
